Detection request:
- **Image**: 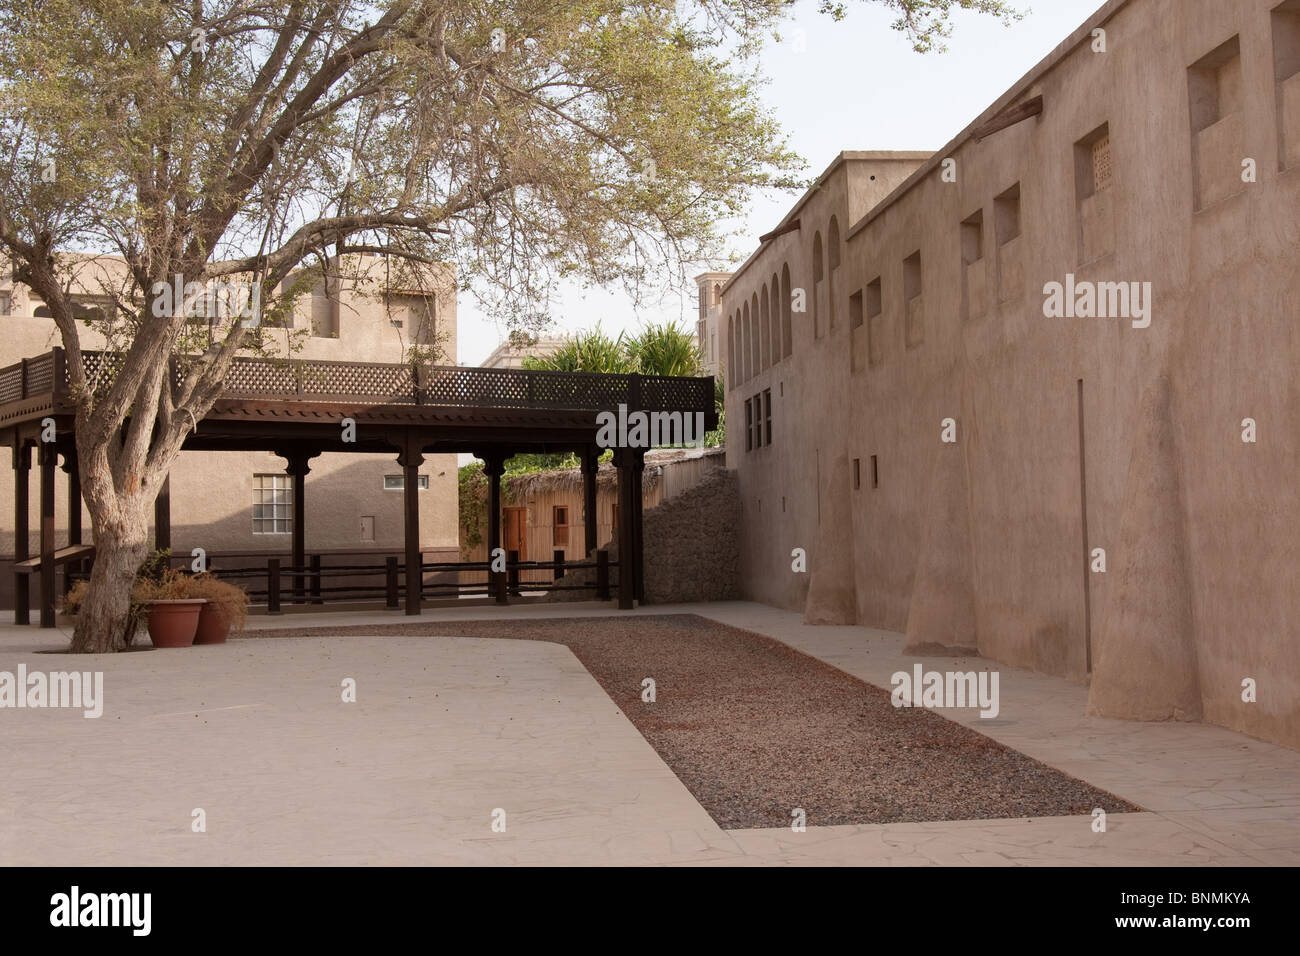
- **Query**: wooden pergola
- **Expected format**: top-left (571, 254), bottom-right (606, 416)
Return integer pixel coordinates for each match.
top-left (0, 348), bottom-right (717, 626)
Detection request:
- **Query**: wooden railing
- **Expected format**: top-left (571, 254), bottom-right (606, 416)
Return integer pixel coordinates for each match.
top-left (0, 348), bottom-right (716, 421)
top-left (191, 550), bottom-right (616, 611)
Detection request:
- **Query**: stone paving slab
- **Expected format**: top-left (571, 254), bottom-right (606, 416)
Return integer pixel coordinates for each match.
top-left (3, 601), bottom-right (1298, 865)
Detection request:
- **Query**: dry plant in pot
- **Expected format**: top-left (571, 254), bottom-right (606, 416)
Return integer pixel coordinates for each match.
top-left (135, 568), bottom-right (205, 648)
top-left (185, 573), bottom-right (249, 644)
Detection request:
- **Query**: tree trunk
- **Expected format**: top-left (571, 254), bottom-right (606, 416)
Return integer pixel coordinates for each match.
top-left (69, 499), bottom-right (152, 654)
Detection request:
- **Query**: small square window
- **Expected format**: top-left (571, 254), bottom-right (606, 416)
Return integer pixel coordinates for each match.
top-left (252, 474), bottom-right (292, 534)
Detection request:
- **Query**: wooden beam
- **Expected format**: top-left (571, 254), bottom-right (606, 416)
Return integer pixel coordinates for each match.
top-left (758, 217), bottom-right (801, 245)
top-left (972, 95), bottom-right (1043, 143)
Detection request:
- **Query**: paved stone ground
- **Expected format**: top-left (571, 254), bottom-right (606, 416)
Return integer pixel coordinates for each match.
top-left (2, 601), bottom-right (1298, 865)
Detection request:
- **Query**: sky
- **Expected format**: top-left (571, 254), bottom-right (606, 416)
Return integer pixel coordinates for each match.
top-left (455, 0), bottom-right (1108, 366)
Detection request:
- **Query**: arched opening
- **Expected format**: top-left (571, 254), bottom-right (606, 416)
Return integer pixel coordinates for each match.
top-left (760, 285), bottom-right (771, 369)
top-left (727, 314), bottom-right (736, 389)
top-left (827, 217), bottom-right (841, 330)
top-left (742, 302), bottom-right (752, 382)
top-left (781, 263), bottom-right (793, 358)
top-left (812, 232), bottom-right (824, 339)
top-left (764, 277), bottom-right (774, 366)
top-left (750, 292), bottom-right (760, 376)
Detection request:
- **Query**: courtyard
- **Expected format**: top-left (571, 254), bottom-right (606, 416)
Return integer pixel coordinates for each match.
top-left (2, 601), bottom-right (1295, 867)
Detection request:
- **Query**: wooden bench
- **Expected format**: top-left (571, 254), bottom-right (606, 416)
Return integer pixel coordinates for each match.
top-left (13, 544), bottom-right (96, 574)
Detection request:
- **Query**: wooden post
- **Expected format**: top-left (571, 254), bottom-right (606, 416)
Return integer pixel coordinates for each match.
top-left (38, 440), bottom-right (56, 627)
top-left (397, 440), bottom-right (423, 615)
top-left (553, 549), bottom-right (565, 581)
top-left (508, 548), bottom-right (520, 596)
top-left (310, 553), bottom-right (321, 605)
top-left (154, 473), bottom-right (171, 554)
top-left (632, 449), bottom-right (646, 603)
top-left (267, 558), bottom-right (281, 614)
top-left (615, 449), bottom-right (634, 609)
top-left (580, 445), bottom-right (599, 557)
top-left (596, 549), bottom-right (610, 601)
top-left (280, 450), bottom-right (315, 605)
top-left (482, 450), bottom-right (506, 603)
top-left (62, 446), bottom-right (81, 597)
top-left (13, 439), bottom-right (30, 625)
top-left (385, 556), bottom-right (399, 609)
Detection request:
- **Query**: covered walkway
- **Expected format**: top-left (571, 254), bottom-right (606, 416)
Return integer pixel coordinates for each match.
top-left (0, 348), bottom-right (717, 625)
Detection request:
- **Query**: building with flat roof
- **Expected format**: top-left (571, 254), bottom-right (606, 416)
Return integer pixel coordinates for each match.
top-left (722, 0), bottom-right (1300, 750)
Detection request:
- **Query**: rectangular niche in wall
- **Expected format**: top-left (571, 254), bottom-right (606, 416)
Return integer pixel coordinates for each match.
top-left (849, 289), bottom-right (866, 374)
top-left (903, 250), bottom-right (924, 349)
top-left (1075, 122), bottom-right (1114, 262)
top-left (866, 276), bottom-right (884, 368)
top-left (961, 209), bottom-right (986, 320)
top-left (995, 183), bottom-right (1023, 302)
top-left (1273, 0), bottom-right (1300, 169)
top-left (1188, 35), bottom-right (1245, 210)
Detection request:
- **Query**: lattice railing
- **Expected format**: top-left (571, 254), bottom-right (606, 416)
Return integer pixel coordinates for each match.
top-left (28, 349), bottom-right (714, 415)
top-left (0, 352), bottom-right (57, 405)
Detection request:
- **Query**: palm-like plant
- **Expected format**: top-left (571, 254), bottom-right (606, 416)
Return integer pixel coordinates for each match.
top-left (627, 323), bottom-right (704, 377)
top-left (522, 325), bottom-right (637, 374)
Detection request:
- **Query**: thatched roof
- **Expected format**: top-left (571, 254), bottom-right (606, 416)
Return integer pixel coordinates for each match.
top-left (505, 461), bottom-right (653, 497)
top-left (501, 447), bottom-right (724, 498)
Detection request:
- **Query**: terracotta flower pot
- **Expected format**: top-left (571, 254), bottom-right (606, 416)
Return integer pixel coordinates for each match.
top-left (194, 601), bottom-right (233, 645)
top-left (145, 599), bottom-right (205, 648)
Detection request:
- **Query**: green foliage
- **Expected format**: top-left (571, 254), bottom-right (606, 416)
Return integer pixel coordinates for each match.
top-left (523, 321), bottom-right (703, 376)
top-left (523, 326), bottom-right (637, 374)
top-left (628, 323), bottom-right (703, 377)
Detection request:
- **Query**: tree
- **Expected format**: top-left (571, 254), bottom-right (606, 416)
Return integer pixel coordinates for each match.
top-left (0, 0), bottom-right (1018, 651)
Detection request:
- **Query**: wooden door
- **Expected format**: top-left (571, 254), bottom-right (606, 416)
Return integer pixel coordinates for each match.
top-left (503, 507), bottom-right (527, 560)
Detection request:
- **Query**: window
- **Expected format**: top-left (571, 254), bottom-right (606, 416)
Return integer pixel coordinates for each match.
top-left (871, 455), bottom-right (879, 489)
top-left (383, 474), bottom-right (429, 490)
top-left (745, 398), bottom-right (753, 452)
top-left (764, 388), bottom-right (773, 445)
top-left (252, 474), bottom-right (292, 534)
top-left (612, 503), bottom-right (618, 531)
top-left (553, 506), bottom-right (570, 548)
top-left (853, 458), bottom-right (861, 490)
top-left (0, 292), bottom-right (10, 316)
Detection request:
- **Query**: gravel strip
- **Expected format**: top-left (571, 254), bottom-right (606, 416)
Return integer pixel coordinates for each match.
top-left (253, 614), bottom-right (1142, 829)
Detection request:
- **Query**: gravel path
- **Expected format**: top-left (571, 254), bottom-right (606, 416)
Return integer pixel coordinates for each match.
top-left (254, 614), bottom-right (1142, 829)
